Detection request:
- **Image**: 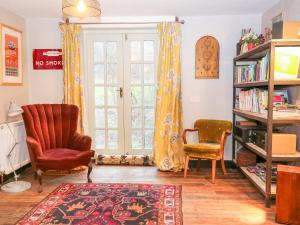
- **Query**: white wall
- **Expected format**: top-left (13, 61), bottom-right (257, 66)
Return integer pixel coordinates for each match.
top-left (25, 15), bottom-right (261, 160)
top-left (261, 0), bottom-right (286, 32)
top-left (285, 0), bottom-right (300, 21)
top-left (26, 17), bottom-right (177, 105)
top-left (0, 7), bottom-right (28, 123)
top-left (26, 18), bottom-right (63, 104)
top-left (181, 15), bottom-right (261, 160)
top-left (261, 0), bottom-right (300, 32)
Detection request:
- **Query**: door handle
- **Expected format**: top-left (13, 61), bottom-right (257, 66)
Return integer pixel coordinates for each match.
top-left (116, 87), bottom-right (123, 98)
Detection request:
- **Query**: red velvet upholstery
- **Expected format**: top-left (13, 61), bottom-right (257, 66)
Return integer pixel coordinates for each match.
top-left (22, 104), bottom-right (94, 174)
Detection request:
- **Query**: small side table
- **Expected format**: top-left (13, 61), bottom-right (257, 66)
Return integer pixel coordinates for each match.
top-left (276, 165), bottom-right (300, 225)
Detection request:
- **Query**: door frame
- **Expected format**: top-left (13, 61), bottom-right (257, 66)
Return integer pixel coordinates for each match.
top-left (82, 27), bottom-right (159, 155)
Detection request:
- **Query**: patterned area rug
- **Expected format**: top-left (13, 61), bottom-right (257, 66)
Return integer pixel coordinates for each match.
top-left (17, 183), bottom-right (182, 225)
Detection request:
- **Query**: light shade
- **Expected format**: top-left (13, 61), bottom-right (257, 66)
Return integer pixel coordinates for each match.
top-left (62, 0), bottom-right (101, 18)
top-left (298, 27), bottom-right (300, 35)
top-left (8, 102), bottom-right (23, 117)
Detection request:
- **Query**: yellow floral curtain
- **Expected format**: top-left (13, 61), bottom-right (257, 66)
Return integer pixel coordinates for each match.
top-left (153, 22), bottom-right (184, 172)
top-left (60, 24), bottom-right (84, 133)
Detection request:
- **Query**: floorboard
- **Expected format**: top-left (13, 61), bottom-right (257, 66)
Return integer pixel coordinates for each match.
top-left (0, 165), bottom-right (278, 225)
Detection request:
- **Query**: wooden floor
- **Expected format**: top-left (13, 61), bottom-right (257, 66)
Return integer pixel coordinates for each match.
top-left (0, 165), bottom-right (278, 225)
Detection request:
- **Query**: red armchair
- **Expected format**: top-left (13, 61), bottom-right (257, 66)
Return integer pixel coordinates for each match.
top-left (22, 104), bottom-right (94, 192)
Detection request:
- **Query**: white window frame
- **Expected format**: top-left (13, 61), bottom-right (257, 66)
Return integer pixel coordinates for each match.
top-left (82, 26), bottom-right (159, 155)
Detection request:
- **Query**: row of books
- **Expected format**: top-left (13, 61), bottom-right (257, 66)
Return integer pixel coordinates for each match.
top-left (247, 163), bottom-right (277, 183)
top-left (235, 54), bottom-right (269, 83)
top-left (236, 88), bottom-right (268, 113)
top-left (236, 88), bottom-right (300, 117)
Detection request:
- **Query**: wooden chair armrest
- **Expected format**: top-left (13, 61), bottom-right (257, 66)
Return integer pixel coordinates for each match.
top-left (226, 130), bottom-right (232, 135)
top-left (220, 130), bottom-right (232, 157)
top-left (183, 129), bottom-right (199, 144)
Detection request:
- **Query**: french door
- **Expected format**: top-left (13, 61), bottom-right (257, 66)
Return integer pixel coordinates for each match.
top-left (84, 29), bottom-right (158, 156)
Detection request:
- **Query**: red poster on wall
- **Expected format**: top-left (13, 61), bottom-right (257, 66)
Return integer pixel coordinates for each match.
top-left (33, 49), bottom-right (63, 70)
top-left (5, 34), bottom-right (19, 77)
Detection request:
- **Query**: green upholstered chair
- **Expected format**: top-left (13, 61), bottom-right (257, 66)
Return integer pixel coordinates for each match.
top-left (183, 119), bottom-right (232, 183)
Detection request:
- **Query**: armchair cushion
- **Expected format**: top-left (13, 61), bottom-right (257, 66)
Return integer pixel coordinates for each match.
top-left (37, 148), bottom-right (94, 171)
top-left (184, 142), bottom-right (221, 159)
top-left (69, 133), bottom-right (92, 151)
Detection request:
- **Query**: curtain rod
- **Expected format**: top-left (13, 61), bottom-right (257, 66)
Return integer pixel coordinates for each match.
top-left (61, 16), bottom-right (185, 25)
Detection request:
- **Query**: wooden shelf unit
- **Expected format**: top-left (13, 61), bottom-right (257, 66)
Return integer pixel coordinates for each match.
top-left (234, 136), bottom-right (300, 162)
top-left (234, 80), bottom-right (300, 88)
top-left (232, 39), bottom-right (300, 207)
top-left (233, 109), bottom-right (300, 125)
top-left (233, 160), bottom-right (277, 196)
top-left (234, 39), bottom-right (300, 61)
top-left (240, 166), bottom-right (277, 196)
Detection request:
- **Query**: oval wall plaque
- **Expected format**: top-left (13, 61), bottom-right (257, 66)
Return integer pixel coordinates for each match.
top-left (195, 36), bottom-right (220, 79)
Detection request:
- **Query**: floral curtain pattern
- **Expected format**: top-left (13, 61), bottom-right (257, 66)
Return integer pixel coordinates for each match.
top-left (60, 24), bottom-right (84, 133)
top-left (153, 22), bottom-right (184, 172)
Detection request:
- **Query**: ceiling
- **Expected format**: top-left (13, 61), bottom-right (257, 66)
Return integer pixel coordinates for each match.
top-left (0, 0), bottom-right (280, 18)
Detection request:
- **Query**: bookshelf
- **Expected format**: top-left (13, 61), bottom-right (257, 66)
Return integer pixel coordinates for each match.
top-left (232, 39), bottom-right (300, 207)
top-left (234, 136), bottom-right (300, 162)
top-left (234, 80), bottom-right (300, 88)
top-left (233, 109), bottom-right (300, 124)
top-left (239, 166), bottom-right (277, 196)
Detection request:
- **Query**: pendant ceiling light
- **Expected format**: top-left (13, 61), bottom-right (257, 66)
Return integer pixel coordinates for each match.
top-left (62, 0), bottom-right (101, 18)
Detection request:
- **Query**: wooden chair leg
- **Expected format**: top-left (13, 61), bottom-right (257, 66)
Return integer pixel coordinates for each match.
top-left (196, 159), bottom-right (201, 172)
top-left (34, 171), bottom-right (37, 180)
top-left (221, 158), bottom-right (227, 175)
top-left (87, 162), bottom-right (93, 183)
top-left (184, 155), bottom-right (189, 178)
top-left (37, 169), bottom-right (43, 193)
top-left (212, 159), bottom-right (216, 184)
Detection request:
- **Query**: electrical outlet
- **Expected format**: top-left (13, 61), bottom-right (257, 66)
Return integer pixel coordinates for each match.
top-left (190, 97), bottom-right (201, 102)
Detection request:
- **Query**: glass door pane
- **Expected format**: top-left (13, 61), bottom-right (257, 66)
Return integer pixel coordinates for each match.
top-left (86, 34), bottom-right (124, 155)
top-left (124, 34), bottom-right (158, 155)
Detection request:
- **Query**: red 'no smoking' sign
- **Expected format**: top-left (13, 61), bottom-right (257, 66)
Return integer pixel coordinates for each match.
top-left (33, 49), bottom-right (63, 70)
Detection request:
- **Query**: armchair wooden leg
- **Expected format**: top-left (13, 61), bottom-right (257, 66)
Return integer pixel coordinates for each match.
top-left (184, 155), bottom-right (189, 178)
top-left (212, 159), bottom-right (216, 184)
top-left (221, 158), bottom-right (227, 175)
top-left (34, 171), bottom-right (37, 180)
top-left (87, 162), bottom-right (93, 183)
top-left (37, 169), bottom-right (43, 193)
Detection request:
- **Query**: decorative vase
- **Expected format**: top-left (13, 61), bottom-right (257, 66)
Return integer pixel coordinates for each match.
top-left (247, 43), bottom-right (256, 51)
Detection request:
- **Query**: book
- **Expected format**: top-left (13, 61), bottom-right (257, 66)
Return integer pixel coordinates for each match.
top-left (236, 121), bottom-right (258, 126)
top-left (273, 90), bottom-right (289, 105)
top-left (235, 53), bottom-right (269, 83)
top-left (237, 88), bottom-right (268, 113)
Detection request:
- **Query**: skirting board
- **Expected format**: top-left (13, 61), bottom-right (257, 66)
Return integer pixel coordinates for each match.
top-left (189, 159), bottom-right (235, 169)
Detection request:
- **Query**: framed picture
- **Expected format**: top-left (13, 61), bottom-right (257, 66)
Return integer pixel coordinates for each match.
top-left (195, 36), bottom-right (220, 79)
top-left (0, 24), bottom-right (23, 85)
